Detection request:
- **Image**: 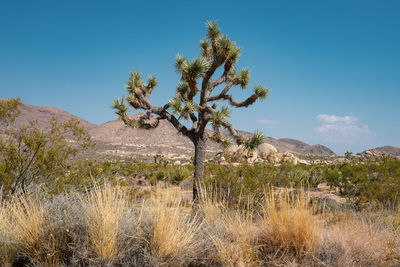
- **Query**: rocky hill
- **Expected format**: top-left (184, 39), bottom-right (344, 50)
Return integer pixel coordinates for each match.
top-left (263, 137), bottom-right (336, 156)
top-left (361, 146), bottom-right (400, 158)
top-left (1, 98), bottom-right (338, 159)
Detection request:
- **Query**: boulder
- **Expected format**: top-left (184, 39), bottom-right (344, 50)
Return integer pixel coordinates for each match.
top-left (246, 150), bottom-right (258, 163)
top-left (280, 152), bottom-right (298, 165)
top-left (298, 159), bottom-right (311, 165)
top-left (365, 150), bottom-right (373, 156)
top-left (254, 158), bottom-right (263, 164)
top-left (263, 152), bottom-right (281, 164)
top-left (173, 160), bottom-right (181, 165)
top-left (258, 143), bottom-right (278, 157)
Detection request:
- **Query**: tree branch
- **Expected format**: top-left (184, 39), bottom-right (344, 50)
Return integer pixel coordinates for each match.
top-left (218, 93), bottom-right (259, 107)
top-left (207, 81), bottom-right (234, 102)
top-left (221, 121), bottom-right (244, 145)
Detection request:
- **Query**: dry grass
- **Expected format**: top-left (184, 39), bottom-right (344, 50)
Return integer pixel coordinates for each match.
top-left (200, 194), bottom-right (259, 266)
top-left (1, 185), bottom-right (400, 266)
top-left (259, 189), bottom-right (320, 263)
top-left (0, 200), bottom-right (14, 267)
top-left (0, 194), bottom-right (65, 266)
top-left (319, 214), bottom-right (400, 266)
top-left (147, 187), bottom-right (205, 265)
top-left (82, 185), bottom-right (130, 262)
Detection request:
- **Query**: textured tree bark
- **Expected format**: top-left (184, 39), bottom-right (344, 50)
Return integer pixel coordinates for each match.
top-left (193, 134), bottom-right (207, 201)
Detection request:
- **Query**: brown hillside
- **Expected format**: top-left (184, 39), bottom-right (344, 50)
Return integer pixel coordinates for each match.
top-left (0, 98), bottom-right (96, 131)
top-left (1, 98), bottom-right (337, 159)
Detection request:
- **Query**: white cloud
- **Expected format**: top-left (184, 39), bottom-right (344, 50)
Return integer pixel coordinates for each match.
top-left (257, 119), bottom-right (280, 125)
top-left (317, 114), bottom-right (358, 124)
top-left (314, 114), bottom-right (372, 144)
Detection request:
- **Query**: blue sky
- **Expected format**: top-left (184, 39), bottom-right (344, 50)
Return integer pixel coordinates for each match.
top-left (1, 0), bottom-right (399, 155)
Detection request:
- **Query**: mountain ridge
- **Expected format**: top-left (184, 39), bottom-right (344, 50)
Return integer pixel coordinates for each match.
top-left (9, 98), bottom-right (397, 158)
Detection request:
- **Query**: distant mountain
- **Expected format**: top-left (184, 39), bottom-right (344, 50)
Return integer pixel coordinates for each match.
top-left (0, 97), bottom-right (96, 131)
top-left (1, 98), bottom-right (337, 158)
top-left (274, 138), bottom-right (336, 156)
top-left (361, 146), bottom-right (400, 158)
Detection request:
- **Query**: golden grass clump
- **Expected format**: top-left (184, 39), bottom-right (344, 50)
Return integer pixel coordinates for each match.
top-left (198, 187), bottom-right (260, 266)
top-left (0, 201), bottom-right (14, 267)
top-left (210, 208), bottom-right (259, 266)
top-left (2, 183), bottom-right (400, 266)
top-left (83, 185), bottom-right (129, 261)
top-left (260, 189), bottom-right (319, 259)
top-left (0, 194), bottom-right (65, 266)
top-left (147, 187), bottom-right (204, 264)
top-left (321, 219), bottom-right (398, 266)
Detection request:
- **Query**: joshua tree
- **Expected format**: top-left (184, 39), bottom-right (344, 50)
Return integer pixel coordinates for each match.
top-left (112, 21), bottom-right (269, 200)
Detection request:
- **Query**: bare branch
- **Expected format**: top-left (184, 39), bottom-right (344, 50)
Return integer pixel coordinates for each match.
top-left (221, 121), bottom-right (244, 145)
top-left (212, 59), bottom-right (234, 88)
top-left (207, 81), bottom-right (234, 102)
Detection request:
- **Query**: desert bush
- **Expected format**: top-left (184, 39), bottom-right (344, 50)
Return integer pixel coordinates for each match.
top-left (0, 98), bottom-right (93, 197)
top-left (325, 159), bottom-right (400, 208)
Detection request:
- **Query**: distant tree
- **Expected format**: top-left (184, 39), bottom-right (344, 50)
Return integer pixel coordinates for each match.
top-left (345, 151), bottom-right (353, 160)
top-left (0, 98), bottom-right (93, 197)
top-left (112, 21), bottom-right (269, 200)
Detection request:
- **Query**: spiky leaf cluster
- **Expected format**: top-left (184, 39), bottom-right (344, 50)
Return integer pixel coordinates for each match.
top-left (175, 55), bottom-right (210, 81)
top-left (206, 20), bottom-right (221, 40)
top-left (169, 97), bottom-right (195, 120)
top-left (111, 98), bottom-right (128, 118)
top-left (169, 97), bottom-right (182, 116)
top-left (254, 85), bottom-right (270, 99)
top-left (221, 137), bottom-right (233, 149)
top-left (126, 72), bottom-right (142, 93)
top-left (204, 21), bottom-right (242, 64)
top-left (211, 105), bottom-right (231, 128)
top-left (234, 68), bottom-right (250, 89)
top-left (147, 75), bottom-right (158, 88)
top-left (176, 81), bottom-right (190, 99)
top-left (200, 39), bottom-right (211, 58)
top-left (244, 130), bottom-right (264, 151)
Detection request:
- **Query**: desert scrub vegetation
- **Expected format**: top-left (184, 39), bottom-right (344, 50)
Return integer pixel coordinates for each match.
top-left (324, 157), bottom-right (400, 208)
top-left (1, 184), bottom-right (400, 266)
top-left (39, 156), bottom-right (400, 209)
top-left (0, 98), bottom-right (93, 198)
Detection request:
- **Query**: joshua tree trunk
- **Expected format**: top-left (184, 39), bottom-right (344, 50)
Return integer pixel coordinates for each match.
top-left (193, 133), bottom-right (207, 201)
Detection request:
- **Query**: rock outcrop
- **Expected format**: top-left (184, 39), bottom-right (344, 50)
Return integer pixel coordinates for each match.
top-left (217, 142), bottom-right (300, 165)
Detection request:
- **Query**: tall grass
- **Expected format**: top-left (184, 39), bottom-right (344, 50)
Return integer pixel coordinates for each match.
top-left (199, 189), bottom-right (259, 266)
top-left (0, 200), bottom-right (14, 267)
top-left (147, 188), bottom-right (205, 265)
top-left (83, 185), bottom-right (129, 262)
top-left (0, 195), bottom-right (66, 266)
top-left (0, 184), bottom-right (399, 266)
top-left (259, 188), bottom-right (319, 263)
